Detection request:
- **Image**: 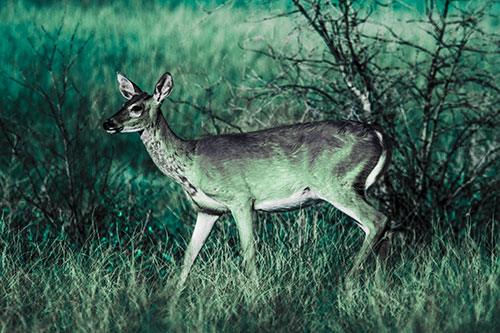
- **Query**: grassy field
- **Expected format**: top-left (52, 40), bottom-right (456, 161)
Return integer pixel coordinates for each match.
top-left (1, 0), bottom-right (499, 331)
top-left (1, 209), bottom-right (499, 332)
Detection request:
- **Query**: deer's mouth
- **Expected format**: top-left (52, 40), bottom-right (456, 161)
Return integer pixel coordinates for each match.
top-left (103, 120), bottom-right (123, 134)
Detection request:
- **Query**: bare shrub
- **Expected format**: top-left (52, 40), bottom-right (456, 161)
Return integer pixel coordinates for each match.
top-left (243, 0), bottom-right (500, 240)
top-left (0, 23), bottom-right (119, 247)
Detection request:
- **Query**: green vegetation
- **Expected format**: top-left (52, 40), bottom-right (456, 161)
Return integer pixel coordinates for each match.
top-left (1, 209), bottom-right (499, 331)
top-left (1, 0), bottom-right (499, 331)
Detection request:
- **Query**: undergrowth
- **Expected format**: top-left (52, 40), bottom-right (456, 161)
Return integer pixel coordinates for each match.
top-left (1, 209), bottom-right (498, 332)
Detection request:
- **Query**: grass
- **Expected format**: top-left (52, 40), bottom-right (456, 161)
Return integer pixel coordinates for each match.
top-left (1, 209), bottom-right (499, 332)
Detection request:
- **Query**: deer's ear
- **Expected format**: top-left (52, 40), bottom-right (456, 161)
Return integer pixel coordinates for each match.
top-left (116, 72), bottom-right (142, 100)
top-left (153, 72), bottom-right (173, 104)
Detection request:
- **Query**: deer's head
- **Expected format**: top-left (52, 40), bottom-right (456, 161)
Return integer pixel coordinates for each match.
top-left (103, 71), bottom-right (173, 134)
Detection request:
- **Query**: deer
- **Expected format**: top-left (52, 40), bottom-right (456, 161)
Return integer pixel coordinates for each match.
top-left (103, 71), bottom-right (392, 287)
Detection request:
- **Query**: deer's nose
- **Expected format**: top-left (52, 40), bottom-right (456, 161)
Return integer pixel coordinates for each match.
top-left (103, 119), bottom-right (123, 133)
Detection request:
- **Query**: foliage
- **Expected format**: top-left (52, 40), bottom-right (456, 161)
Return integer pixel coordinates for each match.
top-left (0, 22), bottom-right (117, 247)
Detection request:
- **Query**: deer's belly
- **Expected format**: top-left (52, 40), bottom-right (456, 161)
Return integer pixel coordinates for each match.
top-left (189, 187), bottom-right (321, 214)
top-left (254, 188), bottom-right (321, 212)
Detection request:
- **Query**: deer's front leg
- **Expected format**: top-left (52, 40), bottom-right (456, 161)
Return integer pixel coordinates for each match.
top-left (230, 203), bottom-right (257, 279)
top-left (178, 212), bottom-right (219, 288)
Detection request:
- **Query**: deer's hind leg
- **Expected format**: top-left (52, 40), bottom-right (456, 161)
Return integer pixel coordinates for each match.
top-left (318, 189), bottom-right (389, 276)
top-left (229, 201), bottom-right (258, 279)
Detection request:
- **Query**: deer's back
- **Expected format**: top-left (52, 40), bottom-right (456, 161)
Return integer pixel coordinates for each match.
top-left (189, 120), bottom-right (382, 201)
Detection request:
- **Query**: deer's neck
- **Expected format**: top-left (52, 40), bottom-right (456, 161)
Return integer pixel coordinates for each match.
top-left (140, 111), bottom-right (194, 184)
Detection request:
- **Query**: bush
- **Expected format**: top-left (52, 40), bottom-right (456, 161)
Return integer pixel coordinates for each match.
top-left (243, 0), bottom-right (500, 241)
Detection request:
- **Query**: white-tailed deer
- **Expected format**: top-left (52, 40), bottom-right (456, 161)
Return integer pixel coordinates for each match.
top-left (103, 71), bottom-right (392, 286)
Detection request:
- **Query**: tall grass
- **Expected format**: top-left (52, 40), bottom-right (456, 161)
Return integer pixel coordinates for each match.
top-left (1, 208), bottom-right (499, 332)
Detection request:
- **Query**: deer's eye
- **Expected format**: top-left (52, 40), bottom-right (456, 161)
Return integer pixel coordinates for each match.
top-left (130, 105), bottom-right (142, 117)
